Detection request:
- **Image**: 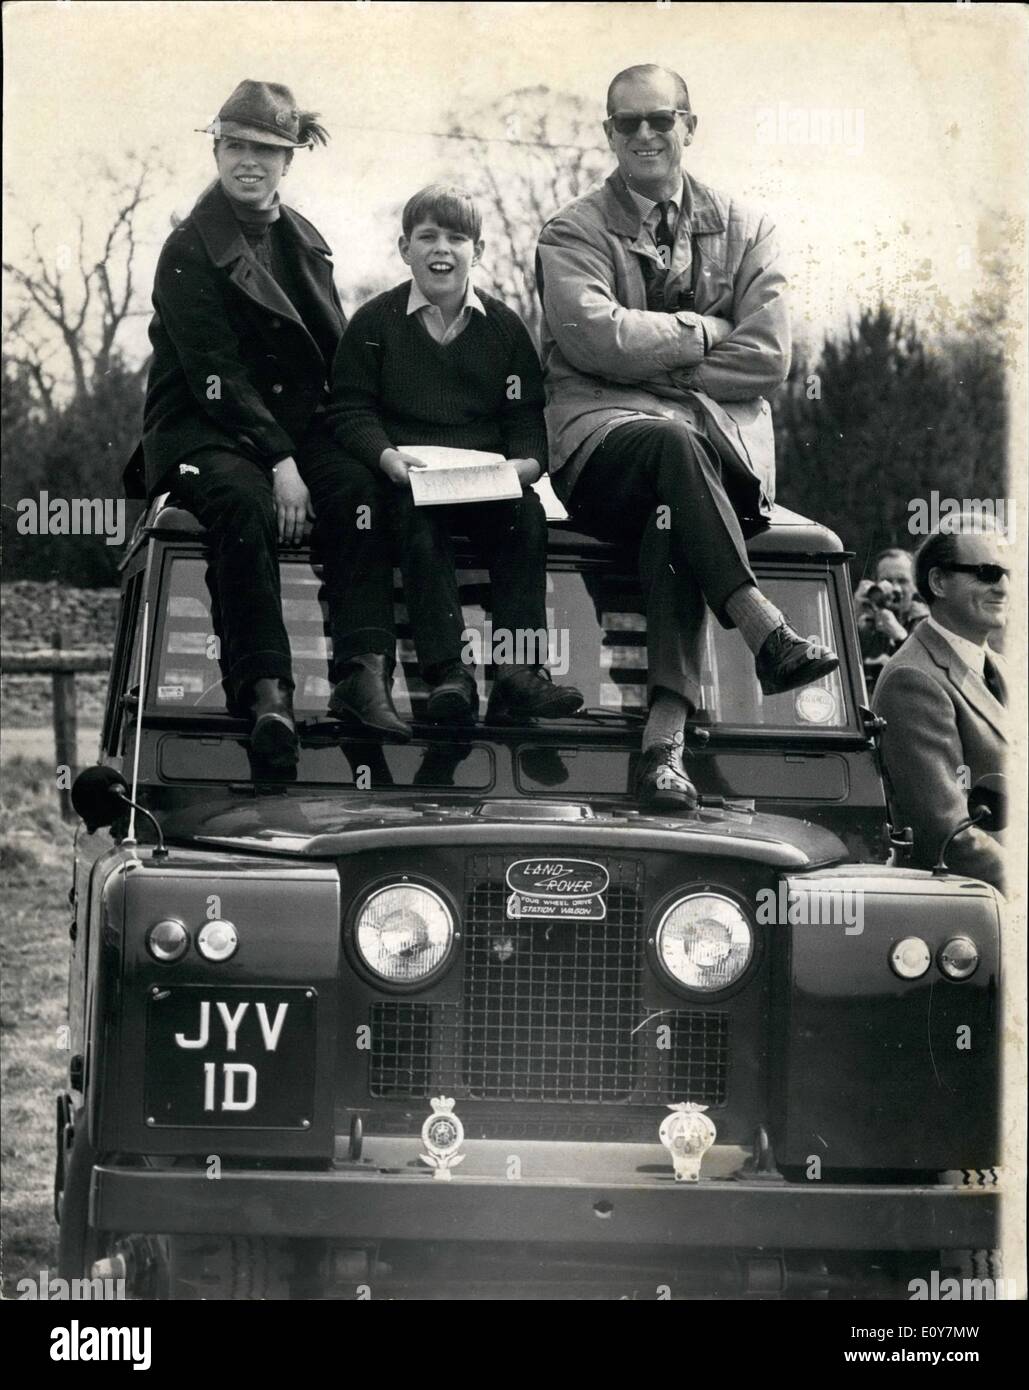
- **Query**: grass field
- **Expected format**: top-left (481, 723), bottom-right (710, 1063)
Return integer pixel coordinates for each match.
top-left (1, 758), bottom-right (76, 1296)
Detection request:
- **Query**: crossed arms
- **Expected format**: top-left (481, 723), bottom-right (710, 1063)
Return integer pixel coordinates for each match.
top-left (537, 212), bottom-right (790, 402)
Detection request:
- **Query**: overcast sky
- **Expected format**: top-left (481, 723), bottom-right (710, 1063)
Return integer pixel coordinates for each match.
top-left (3, 1), bottom-right (1026, 368)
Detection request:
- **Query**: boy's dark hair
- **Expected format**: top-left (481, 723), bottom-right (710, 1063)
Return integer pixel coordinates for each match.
top-left (402, 184), bottom-right (482, 240)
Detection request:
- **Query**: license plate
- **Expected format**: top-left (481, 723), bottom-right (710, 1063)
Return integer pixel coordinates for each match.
top-left (144, 986), bottom-right (316, 1129)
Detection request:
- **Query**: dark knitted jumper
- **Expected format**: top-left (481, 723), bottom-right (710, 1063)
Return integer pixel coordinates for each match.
top-left (326, 281), bottom-right (548, 469)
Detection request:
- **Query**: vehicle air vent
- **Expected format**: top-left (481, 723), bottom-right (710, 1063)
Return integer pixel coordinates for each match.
top-left (473, 801), bottom-right (594, 821)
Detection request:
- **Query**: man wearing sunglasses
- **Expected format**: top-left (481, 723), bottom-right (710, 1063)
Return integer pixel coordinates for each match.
top-left (872, 521), bottom-right (1009, 889)
top-left (536, 64), bottom-right (837, 812)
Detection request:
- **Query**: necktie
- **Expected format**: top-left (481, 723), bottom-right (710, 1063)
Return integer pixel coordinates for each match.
top-left (654, 200), bottom-right (675, 269)
top-left (983, 656), bottom-right (1005, 705)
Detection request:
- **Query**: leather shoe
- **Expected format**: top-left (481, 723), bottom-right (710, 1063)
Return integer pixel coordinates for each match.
top-left (250, 678), bottom-right (299, 768)
top-left (426, 661), bottom-right (479, 724)
top-left (634, 738), bottom-right (699, 812)
top-left (485, 666), bottom-right (584, 725)
top-left (754, 621), bottom-right (839, 697)
top-left (328, 653), bottom-right (411, 742)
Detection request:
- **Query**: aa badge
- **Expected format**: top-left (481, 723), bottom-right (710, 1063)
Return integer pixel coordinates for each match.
top-left (659, 1102), bottom-right (717, 1183)
top-left (420, 1096), bottom-right (466, 1180)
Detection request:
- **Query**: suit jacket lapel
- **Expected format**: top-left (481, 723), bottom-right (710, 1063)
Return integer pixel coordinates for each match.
top-left (914, 622), bottom-right (1008, 742)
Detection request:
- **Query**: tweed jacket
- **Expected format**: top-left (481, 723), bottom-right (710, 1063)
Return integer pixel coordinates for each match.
top-left (536, 169), bottom-right (790, 528)
top-left (871, 620), bottom-right (1008, 889)
top-left (127, 182), bottom-right (347, 499)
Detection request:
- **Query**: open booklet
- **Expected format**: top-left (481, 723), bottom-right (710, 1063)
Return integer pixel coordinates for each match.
top-left (405, 445), bottom-right (520, 507)
top-left (404, 445), bottom-right (569, 520)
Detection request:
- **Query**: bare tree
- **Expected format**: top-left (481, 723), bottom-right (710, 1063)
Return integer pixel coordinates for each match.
top-left (3, 153), bottom-right (160, 417)
top-left (442, 87), bottom-right (610, 340)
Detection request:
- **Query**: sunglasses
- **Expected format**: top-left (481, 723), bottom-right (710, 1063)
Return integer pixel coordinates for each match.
top-left (938, 563), bottom-right (1009, 584)
top-left (608, 108), bottom-right (691, 136)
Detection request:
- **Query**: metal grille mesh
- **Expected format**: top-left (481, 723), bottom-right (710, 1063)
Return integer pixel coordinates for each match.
top-left (366, 855), bottom-right (730, 1108)
top-left (662, 1009), bottom-right (730, 1104)
top-left (368, 1001), bottom-right (435, 1099)
top-left (461, 855), bottom-right (644, 1102)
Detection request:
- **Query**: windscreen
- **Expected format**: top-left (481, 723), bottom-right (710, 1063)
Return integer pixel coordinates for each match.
top-left (151, 555), bottom-right (850, 731)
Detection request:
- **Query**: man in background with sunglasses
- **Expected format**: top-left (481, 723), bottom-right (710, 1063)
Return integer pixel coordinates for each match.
top-left (872, 519), bottom-right (1009, 889)
top-left (536, 64), bottom-right (837, 813)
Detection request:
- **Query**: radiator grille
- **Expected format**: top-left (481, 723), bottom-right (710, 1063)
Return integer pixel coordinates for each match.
top-left (366, 855), bottom-right (730, 1108)
top-left (662, 1009), bottom-right (730, 1104)
top-left (462, 855), bottom-right (644, 1102)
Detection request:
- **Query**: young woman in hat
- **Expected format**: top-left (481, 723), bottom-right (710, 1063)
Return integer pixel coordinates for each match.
top-left (131, 80), bottom-right (408, 768)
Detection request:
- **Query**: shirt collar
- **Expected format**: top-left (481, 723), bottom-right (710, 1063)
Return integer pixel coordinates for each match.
top-left (925, 614), bottom-right (988, 677)
top-left (626, 175), bottom-right (685, 223)
top-left (407, 277), bottom-right (486, 318)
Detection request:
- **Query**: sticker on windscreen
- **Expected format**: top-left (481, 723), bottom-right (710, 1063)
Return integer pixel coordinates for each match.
top-left (794, 685), bottom-right (838, 724)
top-left (505, 858), bottom-right (608, 921)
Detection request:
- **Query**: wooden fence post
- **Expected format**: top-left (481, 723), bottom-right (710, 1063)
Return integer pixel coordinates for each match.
top-left (1, 646), bottom-right (109, 820)
top-left (51, 629), bottom-right (79, 822)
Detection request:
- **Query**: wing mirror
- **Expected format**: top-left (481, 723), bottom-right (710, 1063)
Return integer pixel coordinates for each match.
top-left (967, 772), bottom-right (1007, 833)
top-left (72, 766), bottom-right (131, 831)
top-left (71, 766), bottom-right (168, 856)
top-left (933, 773), bottom-right (1007, 875)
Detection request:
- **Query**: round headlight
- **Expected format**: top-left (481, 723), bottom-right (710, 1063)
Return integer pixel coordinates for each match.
top-left (355, 884), bottom-right (454, 984)
top-left (938, 936), bottom-right (979, 981)
top-left (146, 918), bottom-right (189, 963)
top-left (655, 893), bottom-right (753, 992)
top-left (197, 919), bottom-right (238, 962)
top-left (889, 936), bottom-right (931, 980)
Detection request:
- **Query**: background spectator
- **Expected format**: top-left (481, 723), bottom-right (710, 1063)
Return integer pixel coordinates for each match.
top-left (854, 547), bottom-right (928, 690)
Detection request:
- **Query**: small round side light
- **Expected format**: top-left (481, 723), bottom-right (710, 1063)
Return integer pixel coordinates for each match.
top-left (197, 919), bottom-right (238, 962)
top-left (938, 936), bottom-right (979, 981)
top-left (889, 936), bottom-right (931, 980)
top-left (146, 918), bottom-right (189, 963)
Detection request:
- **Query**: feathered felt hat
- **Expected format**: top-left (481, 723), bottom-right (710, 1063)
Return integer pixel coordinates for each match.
top-left (200, 80), bottom-right (328, 148)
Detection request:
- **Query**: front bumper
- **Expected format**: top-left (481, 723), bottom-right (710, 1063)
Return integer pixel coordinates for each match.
top-left (91, 1140), bottom-right (997, 1251)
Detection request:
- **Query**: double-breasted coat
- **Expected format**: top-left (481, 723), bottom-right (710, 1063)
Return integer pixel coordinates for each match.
top-left (127, 182), bottom-right (347, 499)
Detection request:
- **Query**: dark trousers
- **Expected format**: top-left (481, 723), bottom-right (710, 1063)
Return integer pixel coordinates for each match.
top-left (391, 488), bottom-right (549, 675)
top-left (566, 418), bottom-right (756, 710)
top-left (166, 422), bottom-right (395, 707)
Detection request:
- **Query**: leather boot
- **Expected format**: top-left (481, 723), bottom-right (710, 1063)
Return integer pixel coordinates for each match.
top-left (485, 666), bottom-right (584, 725)
top-left (328, 653), bottom-right (412, 742)
top-left (634, 737), bottom-right (699, 813)
top-left (250, 678), bottom-right (299, 768)
top-left (754, 621), bottom-right (840, 697)
top-left (426, 660), bottom-right (479, 724)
